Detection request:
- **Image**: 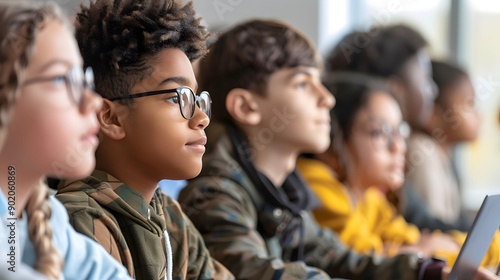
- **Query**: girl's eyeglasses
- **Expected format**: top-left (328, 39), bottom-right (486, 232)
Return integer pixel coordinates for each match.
top-left (23, 67), bottom-right (95, 108)
top-left (367, 121), bottom-right (410, 151)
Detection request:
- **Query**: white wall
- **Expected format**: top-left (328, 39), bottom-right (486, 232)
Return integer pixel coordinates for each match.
top-left (318, 0), bottom-right (351, 55)
top-left (191, 0), bottom-right (319, 46)
top-left (46, 0), bottom-right (352, 57)
top-left (191, 0), bottom-right (351, 56)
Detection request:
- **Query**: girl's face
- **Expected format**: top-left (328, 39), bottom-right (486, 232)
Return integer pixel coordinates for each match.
top-left (0, 126), bottom-right (6, 153)
top-left (345, 92), bottom-right (407, 191)
top-left (429, 76), bottom-right (480, 143)
top-left (2, 20), bottom-right (102, 178)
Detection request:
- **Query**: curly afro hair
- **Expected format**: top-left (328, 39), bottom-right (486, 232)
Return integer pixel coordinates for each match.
top-left (75, 0), bottom-right (209, 102)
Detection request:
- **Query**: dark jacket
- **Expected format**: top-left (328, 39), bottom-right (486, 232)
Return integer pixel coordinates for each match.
top-left (179, 123), bottom-right (430, 280)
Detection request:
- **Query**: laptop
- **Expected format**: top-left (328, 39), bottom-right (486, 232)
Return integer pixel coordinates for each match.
top-left (448, 194), bottom-right (500, 280)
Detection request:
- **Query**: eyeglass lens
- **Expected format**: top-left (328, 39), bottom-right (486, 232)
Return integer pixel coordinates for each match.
top-left (178, 87), bottom-right (211, 119)
top-left (66, 67), bottom-right (95, 108)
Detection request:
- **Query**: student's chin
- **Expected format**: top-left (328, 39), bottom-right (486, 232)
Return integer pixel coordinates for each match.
top-left (184, 164), bottom-right (203, 179)
top-left (50, 158), bottom-right (96, 180)
top-left (303, 141), bottom-right (330, 154)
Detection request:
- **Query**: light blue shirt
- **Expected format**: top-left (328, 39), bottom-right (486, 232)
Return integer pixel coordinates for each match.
top-left (0, 189), bottom-right (132, 280)
top-left (158, 180), bottom-right (187, 200)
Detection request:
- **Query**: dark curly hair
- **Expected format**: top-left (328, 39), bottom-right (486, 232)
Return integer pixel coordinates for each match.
top-left (75, 0), bottom-right (210, 102)
top-left (199, 19), bottom-right (321, 124)
top-left (327, 25), bottom-right (427, 78)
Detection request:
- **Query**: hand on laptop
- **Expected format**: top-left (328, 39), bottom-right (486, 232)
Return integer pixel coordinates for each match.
top-left (473, 267), bottom-right (500, 279)
top-left (442, 266), bottom-right (499, 280)
top-left (416, 230), bottom-right (460, 258)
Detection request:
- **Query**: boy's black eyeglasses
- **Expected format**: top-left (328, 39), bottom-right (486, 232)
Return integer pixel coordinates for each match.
top-left (109, 86), bottom-right (211, 120)
top-left (23, 67), bottom-right (95, 108)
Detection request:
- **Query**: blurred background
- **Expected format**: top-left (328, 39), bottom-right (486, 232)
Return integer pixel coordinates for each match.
top-left (49, 0), bottom-right (500, 211)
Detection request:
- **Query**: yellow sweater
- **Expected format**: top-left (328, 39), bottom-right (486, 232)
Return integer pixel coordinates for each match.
top-left (297, 157), bottom-right (500, 267)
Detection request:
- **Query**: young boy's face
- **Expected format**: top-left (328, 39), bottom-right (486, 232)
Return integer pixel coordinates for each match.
top-left (120, 48), bottom-right (210, 180)
top-left (253, 66), bottom-right (335, 154)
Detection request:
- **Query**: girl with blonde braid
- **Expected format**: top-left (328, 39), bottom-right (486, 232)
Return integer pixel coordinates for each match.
top-left (0, 2), bottom-right (133, 279)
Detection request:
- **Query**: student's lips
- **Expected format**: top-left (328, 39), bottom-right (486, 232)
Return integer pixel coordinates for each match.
top-left (81, 126), bottom-right (100, 148)
top-left (390, 161), bottom-right (405, 173)
top-left (316, 119), bottom-right (331, 128)
top-left (185, 137), bottom-right (207, 152)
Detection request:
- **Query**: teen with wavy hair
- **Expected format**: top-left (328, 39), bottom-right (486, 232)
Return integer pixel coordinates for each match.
top-left (178, 19), bottom-right (500, 280)
top-left (0, 1), bottom-right (133, 279)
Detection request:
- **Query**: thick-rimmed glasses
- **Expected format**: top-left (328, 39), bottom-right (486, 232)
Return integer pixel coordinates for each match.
top-left (23, 67), bottom-right (95, 108)
top-left (109, 86), bottom-right (211, 120)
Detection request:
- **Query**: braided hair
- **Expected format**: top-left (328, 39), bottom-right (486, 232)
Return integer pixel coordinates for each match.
top-left (0, 2), bottom-right (67, 278)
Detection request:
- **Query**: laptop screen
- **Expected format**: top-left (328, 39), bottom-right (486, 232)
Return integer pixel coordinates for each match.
top-left (448, 194), bottom-right (500, 279)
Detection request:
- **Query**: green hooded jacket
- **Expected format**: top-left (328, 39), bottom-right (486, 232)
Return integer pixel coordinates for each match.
top-left (55, 170), bottom-right (234, 280)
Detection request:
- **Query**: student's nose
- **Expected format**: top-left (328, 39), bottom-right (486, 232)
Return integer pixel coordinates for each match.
top-left (318, 84), bottom-right (335, 109)
top-left (190, 105), bottom-right (210, 130)
top-left (390, 134), bottom-right (407, 155)
top-left (81, 88), bottom-right (103, 115)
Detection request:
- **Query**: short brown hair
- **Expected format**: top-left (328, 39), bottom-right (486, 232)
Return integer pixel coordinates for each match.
top-left (199, 19), bottom-right (321, 123)
top-left (75, 0), bottom-right (210, 103)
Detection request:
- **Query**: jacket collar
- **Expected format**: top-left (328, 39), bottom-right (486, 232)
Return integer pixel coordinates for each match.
top-left (57, 170), bottom-right (166, 234)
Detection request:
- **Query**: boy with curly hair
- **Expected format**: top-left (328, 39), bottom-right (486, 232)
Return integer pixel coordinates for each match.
top-left (54, 0), bottom-right (234, 279)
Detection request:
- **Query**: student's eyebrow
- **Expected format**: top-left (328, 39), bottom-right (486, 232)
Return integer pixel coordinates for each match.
top-left (159, 76), bottom-right (197, 91)
top-left (367, 117), bottom-right (385, 124)
top-left (286, 68), bottom-right (314, 81)
top-left (37, 60), bottom-right (72, 74)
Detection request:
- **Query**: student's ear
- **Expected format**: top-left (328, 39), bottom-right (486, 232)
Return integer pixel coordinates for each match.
top-left (226, 88), bottom-right (261, 126)
top-left (387, 76), bottom-right (408, 118)
top-left (498, 109), bottom-right (500, 127)
top-left (97, 99), bottom-right (127, 140)
top-left (427, 103), bottom-right (443, 130)
top-left (387, 76), bottom-right (406, 104)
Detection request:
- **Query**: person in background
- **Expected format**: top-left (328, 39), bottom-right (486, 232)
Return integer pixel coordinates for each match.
top-left (176, 19), bottom-right (492, 280)
top-left (405, 60), bottom-right (479, 232)
top-left (297, 74), bottom-right (500, 270)
top-left (327, 24), bottom-right (464, 232)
